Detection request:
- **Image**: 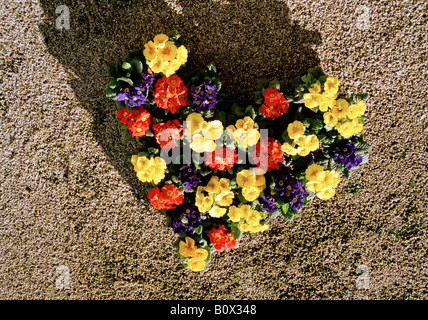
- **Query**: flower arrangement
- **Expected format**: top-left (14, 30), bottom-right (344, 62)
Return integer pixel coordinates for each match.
top-left (105, 30), bottom-right (370, 272)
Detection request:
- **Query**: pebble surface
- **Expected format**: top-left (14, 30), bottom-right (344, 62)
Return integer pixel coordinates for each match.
top-left (0, 0), bottom-right (427, 299)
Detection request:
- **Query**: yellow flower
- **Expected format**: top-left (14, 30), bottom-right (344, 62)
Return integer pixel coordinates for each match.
top-left (239, 204), bottom-right (253, 219)
top-left (294, 134), bottom-right (307, 146)
top-left (242, 186), bottom-right (261, 202)
top-left (305, 135), bottom-right (320, 152)
top-left (205, 176), bottom-right (221, 194)
top-left (318, 170), bottom-right (341, 188)
top-left (303, 93), bottom-right (320, 109)
top-left (149, 55), bottom-right (165, 74)
top-left (254, 174), bottom-right (266, 192)
top-left (232, 117), bottom-right (260, 148)
top-left (281, 142), bottom-right (298, 156)
top-left (235, 116), bottom-right (255, 131)
top-left (179, 237), bottom-right (197, 258)
top-left (176, 45), bottom-right (188, 65)
top-left (323, 76), bottom-right (340, 96)
top-left (160, 60), bottom-right (180, 78)
top-left (190, 131), bottom-right (216, 153)
top-left (209, 205), bottom-right (227, 218)
top-left (351, 118), bottom-right (364, 134)
top-left (228, 205), bottom-right (242, 222)
top-left (347, 100), bottom-right (366, 119)
top-left (309, 83), bottom-right (321, 94)
top-left (219, 178), bottom-right (231, 193)
top-left (215, 191), bottom-right (234, 207)
top-left (143, 41), bottom-right (158, 60)
top-left (151, 157), bottom-right (167, 184)
top-left (355, 100), bottom-right (366, 114)
top-left (236, 169), bottom-right (256, 189)
top-left (185, 113), bottom-right (204, 137)
top-left (153, 33), bottom-right (169, 46)
top-left (297, 146), bottom-right (310, 157)
top-left (317, 186), bottom-right (336, 200)
top-left (243, 209), bottom-right (262, 226)
top-left (195, 187), bottom-right (213, 213)
top-left (194, 248), bottom-right (208, 260)
top-left (305, 163), bottom-right (324, 181)
top-left (248, 224), bottom-right (269, 233)
top-left (234, 205), bottom-right (268, 233)
top-left (337, 120), bottom-right (355, 138)
top-left (318, 96), bottom-right (336, 112)
top-left (187, 258), bottom-right (206, 272)
top-left (306, 180), bottom-right (326, 193)
top-left (158, 41), bottom-right (177, 61)
top-left (131, 155), bottom-right (166, 184)
top-left (331, 99), bottom-right (349, 119)
top-left (287, 121), bottom-right (306, 139)
top-left (323, 112), bottom-right (339, 127)
top-left (202, 120), bottom-right (223, 140)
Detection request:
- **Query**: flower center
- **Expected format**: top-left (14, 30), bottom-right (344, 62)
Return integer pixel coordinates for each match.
top-left (278, 180), bottom-right (284, 186)
top-left (343, 148), bottom-right (348, 152)
top-left (186, 209), bottom-right (191, 214)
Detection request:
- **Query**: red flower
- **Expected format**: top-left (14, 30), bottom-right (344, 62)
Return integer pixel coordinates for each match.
top-left (152, 119), bottom-right (183, 150)
top-left (208, 225), bottom-right (239, 252)
top-left (263, 88), bottom-right (281, 107)
top-left (117, 106), bottom-right (151, 137)
top-left (117, 108), bottom-right (132, 124)
top-left (205, 147), bottom-right (238, 171)
top-left (253, 137), bottom-right (284, 171)
top-left (261, 88), bottom-right (289, 119)
top-left (148, 184), bottom-right (184, 210)
top-left (154, 75), bottom-right (188, 114)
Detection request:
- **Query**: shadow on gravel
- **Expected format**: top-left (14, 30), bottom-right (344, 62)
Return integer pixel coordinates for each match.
top-left (39, 0), bottom-right (321, 200)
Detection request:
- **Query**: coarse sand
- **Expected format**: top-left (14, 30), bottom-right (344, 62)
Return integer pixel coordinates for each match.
top-left (0, 0), bottom-right (427, 299)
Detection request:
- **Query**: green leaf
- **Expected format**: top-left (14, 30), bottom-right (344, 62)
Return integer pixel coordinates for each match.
top-left (237, 191), bottom-right (248, 204)
top-left (200, 170), bottom-right (212, 176)
top-left (131, 57), bottom-right (143, 74)
top-left (121, 62), bottom-right (133, 72)
top-left (194, 225), bottom-right (203, 235)
top-left (104, 62), bottom-right (118, 78)
top-left (231, 104), bottom-right (245, 117)
top-left (117, 77), bottom-right (133, 86)
top-left (122, 129), bottom-right (132, 145)
top-left (268, 79), bottom-right (281, 90)
top-left (215, 110), bottom-right (227, 126)
top-left (269, 208), bottom-right (281, 219)
top-left (147, 147), bottom-right (159, 155)
top-left (229, 222), bottom-right (242, 241)
top-left (343, 168), bottom-right (350, 179)
top-left (245, 105), bottom-right (256, 118)
top-left (280, 203), bottom-right (290, 218)
top-left (281, 130), bottom-right (293, 144)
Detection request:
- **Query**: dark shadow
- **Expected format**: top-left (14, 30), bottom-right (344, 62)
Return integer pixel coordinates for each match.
top-left (39, 0), bottom-right (321, 200)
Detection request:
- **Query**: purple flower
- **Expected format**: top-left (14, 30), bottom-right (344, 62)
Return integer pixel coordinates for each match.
top-left (261, 188), bottom-right (278, 213)
top-left (274, 174), bottom-right (288, 192)
top-left (345, 155), bottom-right (363, 169)
top-left (189, 80), bottom-right (218, 111)
top-left (171, 205), bottom-right (202, 234)
top-left (117, 86), bottom-right (148, 107)
top-left (178, 164), bottom-right (202, 190)
top-left (334, 141), bottom-right (361, 169)
top-left (140, 65), bottom-right (156, 90)
top-left (275, 175), bottom-right (308, 209)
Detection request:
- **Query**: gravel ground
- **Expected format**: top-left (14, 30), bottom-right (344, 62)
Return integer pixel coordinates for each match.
top-left (0, 0), bottom-right (427, 299)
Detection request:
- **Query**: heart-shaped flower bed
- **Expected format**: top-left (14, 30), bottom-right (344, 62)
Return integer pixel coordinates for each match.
top-left (105, 31), bottom-right (370, 272)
